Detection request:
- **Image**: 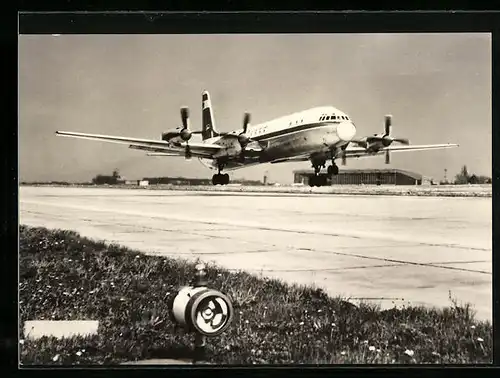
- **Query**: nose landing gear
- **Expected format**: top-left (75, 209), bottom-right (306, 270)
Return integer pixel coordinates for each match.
top-left (212, 173), bottom-right (229, 185)
top-left (309, 158), bottom-right (339, 187)
top-left (309, 174), bottom-right (328, 187)
top-left (309, 161), bottom-right (328, 187)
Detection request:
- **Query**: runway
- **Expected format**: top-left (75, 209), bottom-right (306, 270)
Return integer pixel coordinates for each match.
top-left (19, 186), bottom-right (492, 321)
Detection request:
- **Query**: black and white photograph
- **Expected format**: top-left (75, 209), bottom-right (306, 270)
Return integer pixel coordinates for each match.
top-left (18, 25), bottom-right (492, 365)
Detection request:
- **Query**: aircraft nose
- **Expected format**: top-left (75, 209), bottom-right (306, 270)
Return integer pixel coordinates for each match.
top-left (336, 122), bottom-right (356, 141)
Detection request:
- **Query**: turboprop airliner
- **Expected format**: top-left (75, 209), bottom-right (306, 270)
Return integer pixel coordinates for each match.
top-left (56, 90), bottom-right (458, 187)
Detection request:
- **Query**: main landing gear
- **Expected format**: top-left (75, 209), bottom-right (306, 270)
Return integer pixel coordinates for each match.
top-left (327, 163), bottom-right (339, 176)
top-left (309, 160), bottom-right (339, 187)
top-left (212, 164), bottom-right (230, 185)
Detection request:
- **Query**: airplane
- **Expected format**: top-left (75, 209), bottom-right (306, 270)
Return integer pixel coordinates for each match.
top-left (56, 90), bottom-right (459, 187)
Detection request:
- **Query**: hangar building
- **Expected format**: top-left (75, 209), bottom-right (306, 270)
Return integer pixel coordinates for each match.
top-left (293, 168), bottom-right (423, 186)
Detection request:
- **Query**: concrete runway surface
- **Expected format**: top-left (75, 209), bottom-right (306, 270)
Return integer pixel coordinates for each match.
top-left (20, 186), bottom-right (492, 321)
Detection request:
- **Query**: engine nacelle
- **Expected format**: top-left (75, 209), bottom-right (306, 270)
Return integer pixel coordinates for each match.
top-left (162, 128), bottom-right (192, 143)
top-left (161, 130), bottom-right (177, 142)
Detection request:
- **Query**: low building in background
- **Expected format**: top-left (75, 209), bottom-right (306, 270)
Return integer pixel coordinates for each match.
top-left (293, 168), bottom-right (423, 186)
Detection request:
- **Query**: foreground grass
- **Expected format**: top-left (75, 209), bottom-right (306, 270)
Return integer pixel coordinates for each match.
top-left (19, 225), bottom-right (492, 365)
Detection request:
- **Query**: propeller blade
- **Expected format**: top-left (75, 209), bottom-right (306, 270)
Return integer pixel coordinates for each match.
top-left (393, 138), bottom-right (410, 145)
top-left (180, 107), bottom-right (190, 130)
top-left (341, 152), bottom-right (347, 166)
top-left (185, 145), bottom-right (192, 160)
top-left (243, 112), bottom-right (251, 133)
top-left (384, 114), bottom-right (392, 136)
top-left (385, 150), bottom-right (390, 164)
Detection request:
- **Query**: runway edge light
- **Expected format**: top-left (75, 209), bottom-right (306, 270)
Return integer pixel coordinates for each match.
top-left (168, 263), bottom-right (234, 363)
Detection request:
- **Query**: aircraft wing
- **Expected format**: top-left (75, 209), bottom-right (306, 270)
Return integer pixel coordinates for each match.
top-left (145, 152), bottom-right (184, 157)
top-left (55, 131), bottom-right (222, 158)
top-left (344, 143), bottom-right (459, 158)
top-left (270, 154), bottom-right (310, 164)
top-left (269, 143), bottom-right (458, 164)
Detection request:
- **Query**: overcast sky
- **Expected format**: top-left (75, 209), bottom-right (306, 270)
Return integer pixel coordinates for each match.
top-left (19, 33), bottom-right (491, 183)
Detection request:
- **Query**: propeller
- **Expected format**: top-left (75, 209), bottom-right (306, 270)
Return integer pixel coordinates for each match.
top-left (381, 115), bottom-right (409, 145)
top-left (352, 115), bottom-right (410, 164)
top-left (179, 107), bottom-right (192, 142)
top-left (392, 137), bottom-right (410, 145)
top-left (180, 107), bottom-right (192, 159)
top-left (237, 112), bottom-right (251, 162)
top-left (382, 115), bottom-right (409, 164)
top-left (339, 145), bottom-right (348, 166)
top-left (384, 114), bottom-right (392, 136)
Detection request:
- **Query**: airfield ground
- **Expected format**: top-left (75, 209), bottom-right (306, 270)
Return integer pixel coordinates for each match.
top-left (19, 225), bottom-right (492, 364)
top-left (25, 183), bottom-right (492, 197)
top-left (19, 186), bottom-right (492, 322)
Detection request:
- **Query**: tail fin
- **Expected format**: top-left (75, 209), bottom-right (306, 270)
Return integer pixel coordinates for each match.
top-left (201, 91), bottom-right (219, 140)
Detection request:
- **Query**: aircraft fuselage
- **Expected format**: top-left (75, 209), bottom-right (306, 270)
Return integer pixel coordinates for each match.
top-left (199, 106), bottom-right (356, 170)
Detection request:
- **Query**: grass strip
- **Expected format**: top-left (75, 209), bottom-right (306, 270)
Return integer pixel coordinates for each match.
top-left (19, 225), bottom-right (492, 365)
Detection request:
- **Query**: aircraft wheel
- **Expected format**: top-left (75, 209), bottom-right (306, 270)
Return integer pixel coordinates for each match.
top-left (309, 176), bottom-right (316, 187)
top-left (327, 164), bottom-right (339, 176)
top-left (223, 173), bottom-right (230, 185)
top-left (212, 174), bottom-right (219, 185)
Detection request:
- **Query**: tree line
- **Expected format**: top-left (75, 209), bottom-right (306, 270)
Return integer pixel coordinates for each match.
top-left (451, 165), bottom-right (491, 185)
top-left (91, 169), bottom-right (122, 185)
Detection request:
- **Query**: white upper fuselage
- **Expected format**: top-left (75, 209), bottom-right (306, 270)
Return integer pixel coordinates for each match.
top-left (199, 106), bottom-right (357, 170)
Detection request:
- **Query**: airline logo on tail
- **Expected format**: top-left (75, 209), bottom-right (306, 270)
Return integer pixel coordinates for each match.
top-left (202, 91), bottom-right (218, 140)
